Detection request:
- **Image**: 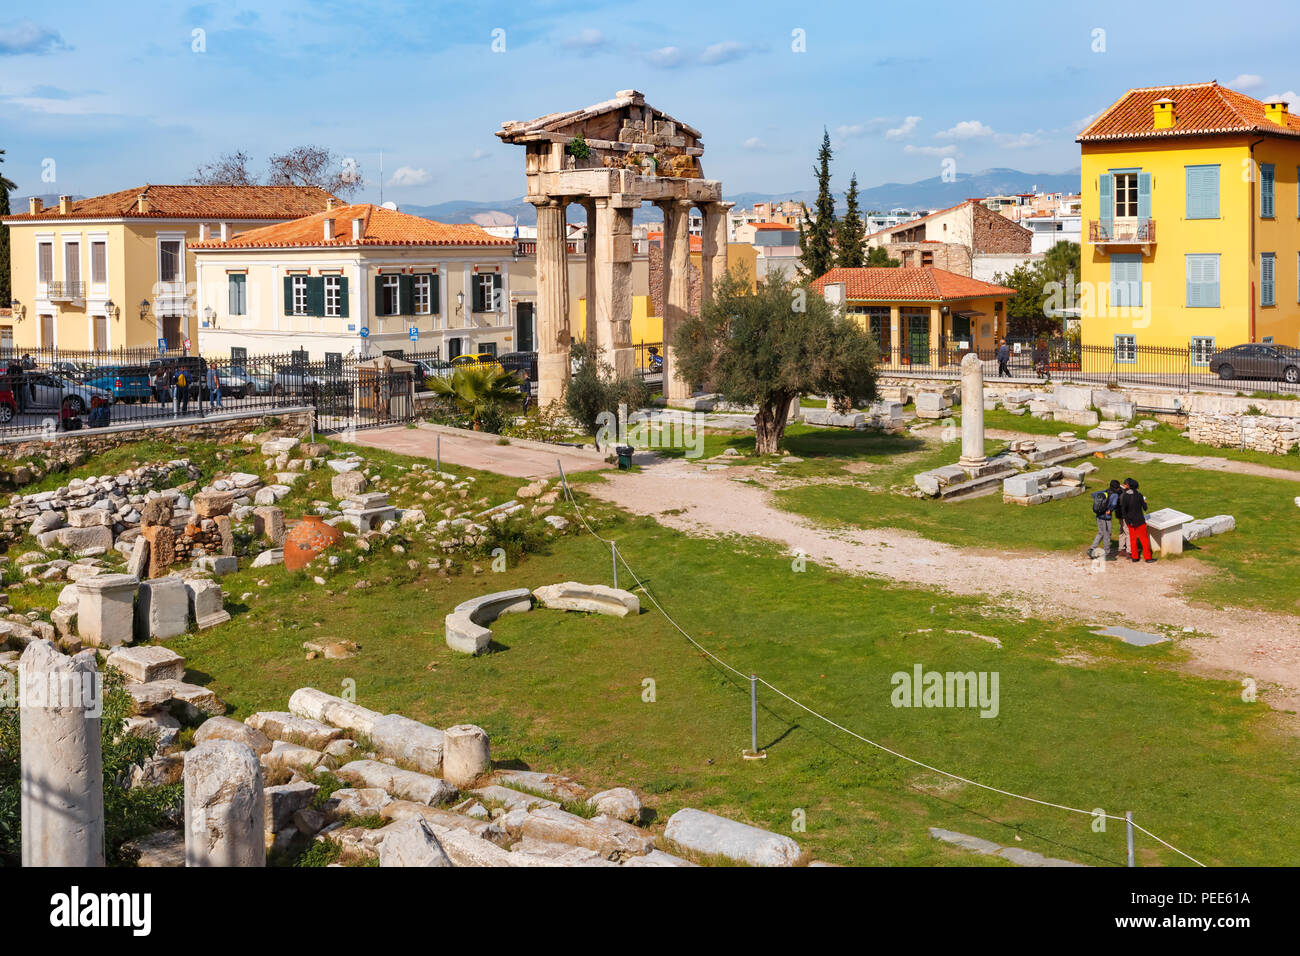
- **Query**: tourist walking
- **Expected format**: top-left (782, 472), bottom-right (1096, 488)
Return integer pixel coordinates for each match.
top-left (206, 363), bottom-right (222, 411)
top-left (1121, 477), bottom-right (1154, 562)
top-left (1087, 478), bottom-right (1123, 558)
top-left (996, 339), bottom-right (1011, 378)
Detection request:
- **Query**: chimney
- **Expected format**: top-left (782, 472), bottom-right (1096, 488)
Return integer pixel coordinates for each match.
top-left (352, 217), bottom-right (363, 241)
top-left (1265, 100), bottom-right (1290, 126)
top-left (28, 197), bottom-right (42, 215)
top-left (323, 218), bottom-right (335, 241)
top-left (1152, 98), bottom-right (1176, 130)
top-left (220, 222), bottom-right (231, 241)
top-left (136, 192), bottom-right (151, 215)
top-left (58, 195), bottom-right (71, 215)
top-left (198, 223), bottom-right (209, 241)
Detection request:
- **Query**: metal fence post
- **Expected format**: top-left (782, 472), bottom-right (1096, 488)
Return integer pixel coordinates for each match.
top-left (1126, 811), bottom-right (1135, 867)
top-left (750, 674), bottom-right (758, 755)
top-left (611, 540), bottom-right (618, 589)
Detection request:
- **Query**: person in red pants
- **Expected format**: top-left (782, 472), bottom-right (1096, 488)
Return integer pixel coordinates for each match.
top-left (1121, 477), bottom-right (1154, 562)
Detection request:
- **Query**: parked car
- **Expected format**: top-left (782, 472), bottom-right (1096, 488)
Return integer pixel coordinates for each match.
top-left (1209, 343), bottom-right (1300, 383)
top-left (222, 365), bottom-right (273, 398)
top-left (271, 365), bottom-right (325, 397)
top-left (497, 351), bottom-right (538, 382)
top-left (18, 372), bottom-right (113, 414)
top-left (450, 352), bottom-right (504, 374)
top-left (48, 360), bottom-right (95, 382)
top-left (0, 382), bottom-right (16, 423)
top-left (83, 365), bottom-right (152, 403)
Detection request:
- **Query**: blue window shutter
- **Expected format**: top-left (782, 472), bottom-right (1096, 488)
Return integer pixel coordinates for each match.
top-left (1111, 254), bottom-right (1141, 308)
top-left (1186, 256), bottom-right (1201, 307)
top-left (1137, 172), bottom-right (1152, 220)
top-left (1205, 255), bottom-right (1219, 307)
top-left (1186, 255), bottom-right (1220, 307)
top-left (1261, 253), bottom-right (1275, 305)
top-left (1261, 164), bottom-right (1275, 218)
top-left (1185, 166), bottom-right (1219, 219)
top-left (1099, 174), bottom-right (1113, 226)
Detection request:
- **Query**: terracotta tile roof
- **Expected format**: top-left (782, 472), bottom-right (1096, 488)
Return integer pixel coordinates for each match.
top-left (1, 185), bottom-right (339, 222)
top-left (809, 267), bottom-right (1015, 302)
top-left (646, 231), bottom-right (703, 252)
top-left (190, 204), bottom-right (513, 249)
top-left (1078, 81), bottom-right (1300, 142)
top-left (751, 222), bottom-right (796, 230)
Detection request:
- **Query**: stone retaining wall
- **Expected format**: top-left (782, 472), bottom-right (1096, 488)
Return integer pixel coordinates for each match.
top-left (1187, 412), bottom-right (1300, 454)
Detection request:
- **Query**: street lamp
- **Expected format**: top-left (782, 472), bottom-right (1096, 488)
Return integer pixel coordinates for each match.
top-left (106, 300), bottom-right (121, 321)
top-left (139, 299), bottom-right (151, 320)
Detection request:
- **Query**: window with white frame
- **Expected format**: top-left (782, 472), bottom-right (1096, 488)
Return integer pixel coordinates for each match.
top-left (91, 241), bottom-right (107, 285)
top-left (292, 275), bottom-right (309, 315)
top-left (380, 275), bottom-right (400, 315)
top-left (1190, 336), bottom-right (1215, 366)
top-left (37, 241), bottom-right (53, 284)
top-left (1113, 172), bottom-right (1139, 218)
top-left (1114, 334), bottom-right (1137, 364)
top-left (325, 276), bottom-right (341, 317)
top-left (413, 274), bottom-right (431, 314)
top-left (474, 272), bottom-right (500, 313)
top-left (159, 239), bottom-right (182, 283)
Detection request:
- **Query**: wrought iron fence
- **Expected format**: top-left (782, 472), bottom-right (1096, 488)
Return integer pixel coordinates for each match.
top-left (876, 341), bottom-right (1300, 397)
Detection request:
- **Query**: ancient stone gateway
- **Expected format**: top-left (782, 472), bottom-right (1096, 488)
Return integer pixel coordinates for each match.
top-left (498, 90), bottom-right (729, 406)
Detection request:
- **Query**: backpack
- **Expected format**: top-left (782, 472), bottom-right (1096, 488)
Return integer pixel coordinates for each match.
top-left (1091, 490), bottom-right (1110, 516)
top-left (176, 372), bottom-right (187, 388)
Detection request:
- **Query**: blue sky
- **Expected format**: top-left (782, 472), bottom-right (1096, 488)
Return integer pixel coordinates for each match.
top-left (2, 0), bottom-right (1299, 204)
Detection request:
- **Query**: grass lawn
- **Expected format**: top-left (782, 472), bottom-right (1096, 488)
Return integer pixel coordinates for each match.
top-left (167, 506), bottom-right (1299, 867)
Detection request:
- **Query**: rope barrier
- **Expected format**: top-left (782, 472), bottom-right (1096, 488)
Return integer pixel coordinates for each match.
top-left (556, 460), bottom-right (1206, 867)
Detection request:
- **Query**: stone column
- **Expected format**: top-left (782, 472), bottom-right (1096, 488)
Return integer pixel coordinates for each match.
top-left (594, 198), bottom-right (635, 379)
top-left (20, 640), bottom-right (105, 867)
top-left (531, 197), bottom-right (571, 407)
top-left (959, 351), bottom-right (987, 468)
top-left (76, 573), bottom-right (139, 648)
top-left (582, 200), bottom-right (598, 349)
top-left (700, 201), bottom-right (733, 305)
top-left (184, 740), bottom-right (265, 867)
top-left (442, 724), bottom-right (491, 789)
top-left (660, 200), bottom-right (693, 401)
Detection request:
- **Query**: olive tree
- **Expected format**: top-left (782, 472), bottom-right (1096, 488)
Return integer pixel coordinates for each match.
top-left (673, 271), bottom-right (878, 455)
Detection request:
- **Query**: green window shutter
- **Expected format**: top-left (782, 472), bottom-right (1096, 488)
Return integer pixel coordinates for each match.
top-left (307, 277), bottom-right (325, 317)
top-left (227, 276), bottom-right (240, 315)
top-left (1261, 253), bottom-right (1275, 305)
top-left (283, 276), bottom-right (293, 314)
top-left (491, 274), bottom-right (503, 313)
top-left (399, 275), bottom-right (413, 316)
top-left (431, 274), bottom-right (441, 314)
top-left (1260, 164), bottom-right (1275, 217)
top-left (472, 275), bottom-right (486, 312)
top-left (338, 277), bottom-right (349, 318)
top-left (1099, 174), bottom-right (1114, 226)
top-left (375, 275), bottom-right (384, 315)
top-left (1136, 172), bottom-right (1151, 220)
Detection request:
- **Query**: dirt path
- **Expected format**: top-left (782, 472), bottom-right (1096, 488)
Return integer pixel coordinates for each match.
top-left (587, 457), bottom-right (1300, 710)
top-left (350, 425), bottom-right (607, 480)
top-left (1114, 448), bottom-right (1300, 482)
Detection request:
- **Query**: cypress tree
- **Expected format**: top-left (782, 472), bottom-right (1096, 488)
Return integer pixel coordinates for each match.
top-left (798, 129), bottom-right (837, 279)
top-left (835, 173), bottom-right (865, 268)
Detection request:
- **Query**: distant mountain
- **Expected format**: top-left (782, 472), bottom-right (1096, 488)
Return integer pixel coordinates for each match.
top-left (10, 193), bottom-right (85, 210)
top-left (396, 167), bottom-right (1081, 227)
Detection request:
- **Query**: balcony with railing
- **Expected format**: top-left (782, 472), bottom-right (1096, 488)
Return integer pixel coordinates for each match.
top-left (1088, 218), bottom-right (1155, 247)
top-left (46, 281), bottom-right (86, 301)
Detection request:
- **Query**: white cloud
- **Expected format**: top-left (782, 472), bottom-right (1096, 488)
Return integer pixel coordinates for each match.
top-left (699, 40), bottom-right (753, 65)
top-left (904, 144), bottom-right (957, 157)
top-left (885, 115), bottom-right (921, 139)
top-left (741, 136), bottom-right (765, 150)
top-left (387, 166), bottom-right (431, 187)
top-left (935, 119), bottom-right (993, 140)
top-left (647, 46), bottom-right (684, 68)
top-left (564, 28), bottom-right (606, 49)
top-left (1264, 90), bottom-right (1299, 105)
top-left (994, 130), bottom-right (1046, 149)
top-left (0, 19), bottom-right (68, 55)
top-left (1231, 73), bottom-right (1264, 90)
top-left (1073, 110), bottom-right (1102, 132)
top-left (835, 119), bottom-right (890, 139)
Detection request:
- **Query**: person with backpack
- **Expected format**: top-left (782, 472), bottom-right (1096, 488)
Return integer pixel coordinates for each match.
top-left (1121, 477), bottom-right (1154, 562)
top-left (1086, 478), bottom-right (1123, 558)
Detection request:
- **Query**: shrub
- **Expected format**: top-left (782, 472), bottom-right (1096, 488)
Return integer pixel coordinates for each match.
top-left (565, 341), bottom-right (651, 437)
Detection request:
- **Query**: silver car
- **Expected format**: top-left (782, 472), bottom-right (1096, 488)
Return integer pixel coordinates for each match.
top-left (20, 373), bottom-right (113, 414)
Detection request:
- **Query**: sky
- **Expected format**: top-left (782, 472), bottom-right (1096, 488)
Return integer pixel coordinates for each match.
top-left (2, 0), bottom-right (1299, 206)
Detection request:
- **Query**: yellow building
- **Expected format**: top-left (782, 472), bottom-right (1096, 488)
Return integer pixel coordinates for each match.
top-left (810, 267), bottom-right (1013, 364)
top-left (1078, 82), bottom-right (1300, 360)
top-left (1, 184), bottom-right (336, 353)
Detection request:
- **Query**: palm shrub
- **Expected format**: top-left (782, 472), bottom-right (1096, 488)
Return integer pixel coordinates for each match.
top-left (427, 366), bottom-right (523, 433)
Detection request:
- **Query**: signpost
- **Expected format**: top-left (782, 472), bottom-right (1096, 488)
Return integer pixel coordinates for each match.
top-left (408, 326), bottom-right (419, 342)
top-left (359, 327), bottom-right (370, 339)
top-left (157, 338), bottom-right (166, 355)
